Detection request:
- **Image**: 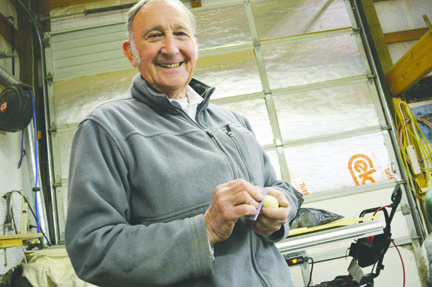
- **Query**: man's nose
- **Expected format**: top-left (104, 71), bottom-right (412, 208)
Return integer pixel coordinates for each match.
top-left (161, 34), bottom-right (179, 55)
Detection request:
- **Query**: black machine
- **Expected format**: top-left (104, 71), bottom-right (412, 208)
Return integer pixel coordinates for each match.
top-left (310, 184), bottom-right (402, 287)
top-left (0, 84), bottom-right (33, 132)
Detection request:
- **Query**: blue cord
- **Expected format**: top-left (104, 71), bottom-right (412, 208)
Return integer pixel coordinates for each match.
top-left (29, 89), bottom-right (41, 233)
top-left (18, 129), bottom-right (25, 168)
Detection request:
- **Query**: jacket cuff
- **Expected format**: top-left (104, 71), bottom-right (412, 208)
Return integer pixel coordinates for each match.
top-left (191, 215), bottom-right (215, 276)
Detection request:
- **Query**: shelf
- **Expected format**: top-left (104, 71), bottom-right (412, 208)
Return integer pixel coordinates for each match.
top-left (0, 233), bottom-right (43, 249)
top-left (276, 220), bottom-right (384, 256)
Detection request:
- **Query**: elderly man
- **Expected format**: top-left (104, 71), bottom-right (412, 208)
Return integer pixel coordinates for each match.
top-left (65, 0), bottom-right (302, 286)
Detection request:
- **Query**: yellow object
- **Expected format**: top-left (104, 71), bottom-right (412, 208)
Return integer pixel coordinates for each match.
top-left (288, 215), bottom-right (379, 236)
top-left (262, 195), bottom-right (279, 209)
top-left (394, 99), bottom-right (432, 199)
top-left (0, 233), bottom-right (42, 249)
top-left (385, 24), bottom-right (432, 96)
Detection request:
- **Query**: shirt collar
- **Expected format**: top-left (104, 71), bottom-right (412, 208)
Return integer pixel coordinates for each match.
top-left (186, 85), bottom-right (204, 105)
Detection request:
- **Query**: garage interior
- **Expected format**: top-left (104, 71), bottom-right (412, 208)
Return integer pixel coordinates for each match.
top-left (1, 0), bottom-right (432, 286)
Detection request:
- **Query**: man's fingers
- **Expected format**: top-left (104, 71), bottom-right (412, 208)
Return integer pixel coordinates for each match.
top-left (230, 179), bottom-right (264, 202)
top-left (232, 190), bottom-right (260, 208)
top-left (234, 203), bottom-right (259, 218)
top-left (261, 204), bottom-right (290, 219)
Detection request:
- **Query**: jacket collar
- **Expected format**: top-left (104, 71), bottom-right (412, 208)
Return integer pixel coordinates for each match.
top-left (130, 74), bottom-right (215, 115)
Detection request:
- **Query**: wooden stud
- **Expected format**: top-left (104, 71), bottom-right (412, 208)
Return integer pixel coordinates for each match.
top-left (360, 0), bottom-right (394, 73)
top-left (39, 0), bottom-right (51, 33)
top-left (384, 28), bottom-right (429, 44)
top-left (385, 29), bottom-right (432, 96)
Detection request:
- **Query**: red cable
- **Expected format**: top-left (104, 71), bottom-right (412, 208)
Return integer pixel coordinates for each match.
top-left (364, 205), bottom-right (391, 245)
top-left (392, 239), bottom-right (406, 287)
top-left (373, 205), bottom-right (390, 216)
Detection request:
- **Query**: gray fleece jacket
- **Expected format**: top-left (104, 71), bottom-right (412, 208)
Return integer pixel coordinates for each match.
top-left (65, 74), bottom-right (302, 287)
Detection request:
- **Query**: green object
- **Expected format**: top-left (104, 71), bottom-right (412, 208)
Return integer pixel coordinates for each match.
top-left (424, 189), bottom-right (432, 222)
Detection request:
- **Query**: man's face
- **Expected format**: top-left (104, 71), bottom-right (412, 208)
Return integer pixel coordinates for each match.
top-left (124, 1), bottom-right (198, 98)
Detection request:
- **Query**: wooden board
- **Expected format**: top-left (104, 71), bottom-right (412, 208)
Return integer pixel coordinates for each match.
top-left (288, 215), bottom-right (379, 236)
top-left (0, 233), bottom-right (43, 249)
top-left (384, 28), bottom-right (429, 44)
top-left (386, 30), bottom-right (432, 96)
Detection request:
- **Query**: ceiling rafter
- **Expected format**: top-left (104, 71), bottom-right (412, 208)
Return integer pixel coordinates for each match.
top-left (49, 0), bottom-right (102, 10)
top-left (384, 27), bottom-right (429, 44)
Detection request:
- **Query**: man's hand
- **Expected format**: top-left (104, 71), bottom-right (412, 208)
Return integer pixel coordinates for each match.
top-left (251, 187), bottom-right (290, 236)
top-left (204, 179), bottom-right (264, 245)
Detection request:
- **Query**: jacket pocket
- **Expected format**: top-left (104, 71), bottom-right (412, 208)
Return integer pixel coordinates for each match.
top-left (222, 123), bottom-right (265, 185)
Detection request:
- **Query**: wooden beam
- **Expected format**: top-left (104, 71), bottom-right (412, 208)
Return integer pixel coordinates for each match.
top-left (39, 0), bottom-right (51, 33)
top-left (49, 0), bottom-right (102, 9)
top-left (16, 0), bottom-right (34, 86)
top-left (385, 30), bottom-right (432, 96)
top-left (0, 233), bottom-right (43, 249)
top-left (0, 12), bottom-right (20, 51)
top-left (384, 28), bottom-right (429, 44)
top-left (360, 0), bottom-right (393, 73)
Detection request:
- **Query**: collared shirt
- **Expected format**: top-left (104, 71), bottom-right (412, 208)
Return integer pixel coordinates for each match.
top-left (170, 85), bottom-right (203, 121)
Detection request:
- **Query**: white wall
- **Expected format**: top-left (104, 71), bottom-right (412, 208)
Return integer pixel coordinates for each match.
top-left (0, 0), bottom-right (38, 276)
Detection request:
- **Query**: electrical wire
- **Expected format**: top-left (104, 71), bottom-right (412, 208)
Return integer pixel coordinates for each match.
top-left (391, 240), bottom-right (406, 287)
top-left (6, 193), bottom-right (28, 263)
top-left (18, 130), bottom-right (25, 168)
top-left (370, 205), bottom-right (405, 287)
top-left (373, 205), bottom-right (390, 216)
top-left (306, 257), bottom-right (314, 287)
top-left (394, 100), bottom-right (432, 200)
top-left (4, 190), bottom-right (51, 246)
top-left (15, 88), bottom-right (43, 236)
top-left (18, 0), bottom-right (59, 244)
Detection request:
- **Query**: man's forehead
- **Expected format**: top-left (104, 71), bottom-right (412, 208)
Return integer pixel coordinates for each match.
top-left (145, 23), bottom-right (192, 32)
top-left (134, 2), bottom-right (193, 31)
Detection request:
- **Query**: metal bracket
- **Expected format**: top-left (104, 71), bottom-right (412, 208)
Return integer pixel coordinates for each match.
top-left (42, 35), bottom-right (51, 48)
top-left (367, 73), bottom-right (377, 81)
top-left (45, 72), bottom-right (54, 84)
top-left (352, 27), bottom-right (361, 34)
top-left (0, 52), bottom-right (16, 59)
top-left (401, 203), bottom-right (411, 215)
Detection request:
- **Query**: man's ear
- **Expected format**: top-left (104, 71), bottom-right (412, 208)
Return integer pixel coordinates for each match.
top-left (122, 41), bottom-right (136, 67)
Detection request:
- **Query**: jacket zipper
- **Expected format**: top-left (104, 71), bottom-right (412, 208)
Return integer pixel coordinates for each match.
top-left (173, 100), bottom-right (268, 285)
top-left (203, 128), bottom-right (238, 179)
top-left (250, 233), bottom-right (270, 287)
top-left (225, 123), bottom-right (268, 285)
top-left (224, 124), bottom-right (254, 183)
top-left (173, 104), bottom-right (238, 179)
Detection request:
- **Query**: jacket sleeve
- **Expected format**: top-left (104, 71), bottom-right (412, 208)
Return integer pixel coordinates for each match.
top-left (240, 115), bottom-right (303, 242)
top-left (65, 119), bottom-right (214, 287)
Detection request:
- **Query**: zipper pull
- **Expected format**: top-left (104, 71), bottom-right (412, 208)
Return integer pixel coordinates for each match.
top-left (225, 124), bottom-right (233, 136)
top-left (204, 128), bottom-right (214, 137)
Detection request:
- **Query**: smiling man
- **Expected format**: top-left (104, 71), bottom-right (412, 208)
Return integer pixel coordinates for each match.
top-left (65, 0), bottom-right (302, 286)
top-left (122, 0), bottom-right (197, 99)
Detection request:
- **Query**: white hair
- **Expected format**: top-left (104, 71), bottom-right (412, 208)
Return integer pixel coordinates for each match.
top-left (127, 0), bottom-right (198, 67)
top-left (127, 0), bottom-right (196, 36)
